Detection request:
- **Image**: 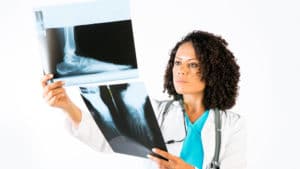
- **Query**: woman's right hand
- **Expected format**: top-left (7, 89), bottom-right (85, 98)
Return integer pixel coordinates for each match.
top-left (41, 74), bottom-right (82, 126)
top-left (41, 74), bottom-right (67, 109)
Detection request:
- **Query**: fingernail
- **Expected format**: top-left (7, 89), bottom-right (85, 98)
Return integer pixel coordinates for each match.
top-left (147, 154), bottom-right (151, 158)
top-left (152, 148), bottom-right (156, 152)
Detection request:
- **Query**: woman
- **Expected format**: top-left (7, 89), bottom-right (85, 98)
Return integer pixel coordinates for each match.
top-left (41, 30), bottom-right (246, 169)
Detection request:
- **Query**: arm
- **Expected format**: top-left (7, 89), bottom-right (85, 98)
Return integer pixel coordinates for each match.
top-left (41, 74), bottom-right (82, 127)
top-left (41, 74), bottom-right (112, 152)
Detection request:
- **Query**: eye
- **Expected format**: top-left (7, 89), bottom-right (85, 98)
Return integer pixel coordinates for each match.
top-left (189, 62), bottom-right (200, 68)
top-left (174, 60), bottom-right (181, 66)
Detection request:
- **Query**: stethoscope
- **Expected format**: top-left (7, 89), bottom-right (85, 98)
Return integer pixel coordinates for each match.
top-left (159, 100), bottom-right (222, 169)
top-left (159, 100), bottom-right (187, 144)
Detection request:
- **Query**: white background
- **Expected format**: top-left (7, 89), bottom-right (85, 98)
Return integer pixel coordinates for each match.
top-left (0, 0), bottom-right (299, 168)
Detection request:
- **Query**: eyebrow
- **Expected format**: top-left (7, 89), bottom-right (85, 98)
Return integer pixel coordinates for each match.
top-left (175, 56), bottom-right (199, 61)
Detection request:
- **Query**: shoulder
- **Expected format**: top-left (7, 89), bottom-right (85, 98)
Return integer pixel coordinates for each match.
top-left (221, 110), bottom-right (243, 125)
top-left (219, 110), bottom-right (246, 136)
top-left (206, 109), bottom-right (245, 133)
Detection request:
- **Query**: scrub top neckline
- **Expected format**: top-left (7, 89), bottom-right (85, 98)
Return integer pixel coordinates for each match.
top-left (185, 110), bottom-right (209, 132)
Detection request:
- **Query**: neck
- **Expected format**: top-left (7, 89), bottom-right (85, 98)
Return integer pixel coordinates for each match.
top-left (183, 94), bottom-right (205, 123)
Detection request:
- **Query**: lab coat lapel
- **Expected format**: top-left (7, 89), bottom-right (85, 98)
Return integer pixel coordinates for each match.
top-left (201, 109), bottom-right (215, 168)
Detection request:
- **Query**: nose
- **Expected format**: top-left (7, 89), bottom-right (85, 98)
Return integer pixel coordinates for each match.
top-left (177, 64), bottom-right (188, 75)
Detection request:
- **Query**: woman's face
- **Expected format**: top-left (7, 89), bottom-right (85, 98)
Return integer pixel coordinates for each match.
top-left (172, 42), bottom-right (206, 96)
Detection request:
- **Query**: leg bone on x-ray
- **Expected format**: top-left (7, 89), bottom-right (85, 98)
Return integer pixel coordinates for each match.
top-left (56, 27), bottom-right (131, 75)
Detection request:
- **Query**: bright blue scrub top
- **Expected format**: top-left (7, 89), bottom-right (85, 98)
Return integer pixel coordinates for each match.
top-left (179, 110), bottom-right (209, 169)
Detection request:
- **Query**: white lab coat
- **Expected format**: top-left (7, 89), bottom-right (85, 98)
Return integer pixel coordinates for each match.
top-left (66, 96), bottom-right (246, 169)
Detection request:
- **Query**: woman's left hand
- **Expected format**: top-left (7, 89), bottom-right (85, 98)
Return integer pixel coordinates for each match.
top-left (148, 148), bottom-right (195, 169)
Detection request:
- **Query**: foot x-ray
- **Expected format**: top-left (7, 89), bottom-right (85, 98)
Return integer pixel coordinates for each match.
top-left (80, 81), bottom-right (167, 158)
top-left (34, 1), bottom-right (138, 86)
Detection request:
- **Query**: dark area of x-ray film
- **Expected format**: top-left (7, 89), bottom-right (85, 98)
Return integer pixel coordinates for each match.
top-left (79, 82), bottom-right (167, 158)
top-left (39, 20), bottom-right (137, 77)
top-left (34, 0), bottom-right (139, 86)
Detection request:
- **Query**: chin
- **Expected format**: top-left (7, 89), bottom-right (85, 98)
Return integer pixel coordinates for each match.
top-left (174, 88), bottom-right (186, 94)
top-left (175, 88), bottom-right (200, 95)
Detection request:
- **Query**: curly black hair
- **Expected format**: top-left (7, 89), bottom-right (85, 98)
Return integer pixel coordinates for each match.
top-left (163, 30), bottom-right (240, 110)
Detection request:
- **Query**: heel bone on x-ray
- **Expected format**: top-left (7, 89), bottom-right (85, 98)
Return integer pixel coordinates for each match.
top-left (34, 1), bottom-right (139, 86)
top-left (56, 27), bottom-right (131, 75)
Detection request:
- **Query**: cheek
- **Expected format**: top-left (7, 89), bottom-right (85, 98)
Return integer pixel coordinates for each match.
top-left (192, 77), bottom-right (206, 89)
top-left (191, 74), bottom-right (202, 81)
top-left (172, 67), bottom-right (176, 74)
top-left (172, 68), bottom-right (178, 80)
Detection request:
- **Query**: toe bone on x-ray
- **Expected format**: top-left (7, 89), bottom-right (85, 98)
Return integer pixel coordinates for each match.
top-left (56, 27), bottom-right (132, 75)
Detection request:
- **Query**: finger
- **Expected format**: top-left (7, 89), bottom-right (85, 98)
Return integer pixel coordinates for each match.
top-left (44, 88), bottom-right (65, 101)
top-left (43, 81), bottom-right (65, 98)
top-left (147, 154), bottom-right (169, 167)
top-left (48, 93), bottom-right (65, 107)
top-left (43, 81), bottom-right (65, 95)
top-left (41, 74), bottom-right (53, 88)
top-left (152, 148), bottom-right (176, 161)
top-left (48, 94), bottom-right (59, 107)
top-left (47, 80), bottom-right (65, 90)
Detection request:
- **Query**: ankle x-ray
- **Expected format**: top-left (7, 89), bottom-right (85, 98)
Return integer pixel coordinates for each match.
top-left (80, 81), bottom-right (167, 158)
top-left (34, 0), bottom-right (138, 86)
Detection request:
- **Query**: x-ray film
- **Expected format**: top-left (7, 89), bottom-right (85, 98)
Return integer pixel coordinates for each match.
top-left (34, 0), bottom-right (168, 159)
top-left (34, 0), bottom-right (138, 86)
top-left (79, 81), bottom-right (167, 158)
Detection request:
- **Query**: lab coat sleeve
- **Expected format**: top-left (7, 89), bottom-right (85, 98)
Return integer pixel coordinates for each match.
top-left (65, 110), bottom-right (113, 153)
top-left (64, 87), bottom-right (113, 153)
top-left (220, 114), bottom-right (247, 169)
